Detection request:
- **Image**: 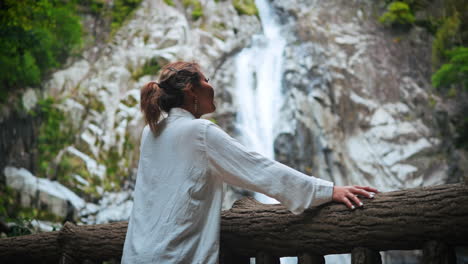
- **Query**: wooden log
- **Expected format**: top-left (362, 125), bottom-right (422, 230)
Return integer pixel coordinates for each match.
top-left (0, 183), bottom-right (467, 262)
top-left (57, 221), bottom-right (127, 261)
top-left (422, 240), bottom-right (456, 264)
top-left (351, 247), bottom-right (381, 264)
top-left (0, 230), bottom-right (60, 263)
top-left (220, 183), bottom-right (468, 256)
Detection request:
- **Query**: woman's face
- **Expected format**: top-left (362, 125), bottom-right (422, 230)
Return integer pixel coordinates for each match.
top-left (194, 72), bottom-right (216, 116)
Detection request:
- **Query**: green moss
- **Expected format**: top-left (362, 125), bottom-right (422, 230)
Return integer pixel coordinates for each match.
top-left (0, 185), bottom-right (63, 237)
top-left (121, 94), bottom-right (138, 107)
top-left (110, 0), bottom-right (143, 33)
top-left (131, 57), bottom-right (161, 80)
top-left (88, 96), bottom-right (106, 112)
top-left (34, 96), bottom-right (75, 180)
top-left (17, 207), bottom-right (63, 223)
top-left (183, 0), bottom-right (203, 20)
top-left (447, 87), bottom-right (458, 97)
top-left (233, 0), bottom-right (259, 16)
top-left (213, 22), bottom-right (227, 30)
top-left (428, 95), bottom-right (437, 108)
top-left (58, 154), bottom-right (91, 185)
top-left (143, 34), bottom-right (150, 44)
top-left (163, 0), bottom-right (175, 6)
top-left (379, 1), bottom-right (415, 28)
top-left (81, 0), bottom-right (106, 15)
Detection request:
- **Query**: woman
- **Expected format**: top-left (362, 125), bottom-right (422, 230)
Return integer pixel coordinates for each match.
top-left (121, 61), bottom-right (379, 263)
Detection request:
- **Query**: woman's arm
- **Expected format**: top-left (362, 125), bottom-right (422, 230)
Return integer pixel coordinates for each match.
top-left (203, 121), bottom-right (379, 213)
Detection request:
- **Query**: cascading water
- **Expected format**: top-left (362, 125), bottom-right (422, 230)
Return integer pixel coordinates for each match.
top-left (233, 1), bottom-right (350, 263)
top-left (233, 0), bottom-right (294, 263)
top-left (235, 0), bottom-right (285, 204)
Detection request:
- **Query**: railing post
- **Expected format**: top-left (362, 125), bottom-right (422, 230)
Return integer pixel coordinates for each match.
top-left (256, 251), bottom-right (280, 264)
top-left (298, 253), bottom-right (325, 264)
top-left (59, 253), bottom-right (79, 264)
top-left (351, 247), bottom-right (382, 264)
top-left (422, 240), bottom-right (456, 264)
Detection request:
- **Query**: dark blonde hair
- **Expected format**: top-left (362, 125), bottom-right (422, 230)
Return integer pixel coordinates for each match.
top-left (140, 61), bottom-right (202, 134)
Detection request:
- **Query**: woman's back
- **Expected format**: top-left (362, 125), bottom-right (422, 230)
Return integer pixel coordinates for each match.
top-left (121, 108), bottom-right (222, 264)
top-left (124, 61), bottom-right (378, 263)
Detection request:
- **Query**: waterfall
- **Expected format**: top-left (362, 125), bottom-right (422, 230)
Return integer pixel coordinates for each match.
top-left (233, 1), bottom-right (351, 263)
top-left (234, 0), bottom-right (285, 204)
top-left (233, 0), bottom-right (293, 263)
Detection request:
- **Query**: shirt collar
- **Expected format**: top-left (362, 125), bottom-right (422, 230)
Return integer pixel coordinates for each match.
top-left (168, 107), bottom-right (196, 119)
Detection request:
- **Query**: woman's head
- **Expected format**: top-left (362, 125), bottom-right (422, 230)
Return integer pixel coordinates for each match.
top-left (140, 61), bottom-right (216, 134)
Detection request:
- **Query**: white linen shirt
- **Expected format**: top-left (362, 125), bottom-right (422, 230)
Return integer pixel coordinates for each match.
top-left (121, 107), bottom-right (334, 264)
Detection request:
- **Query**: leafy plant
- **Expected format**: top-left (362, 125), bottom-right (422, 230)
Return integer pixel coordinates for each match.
top-left (233, 0), bottom-right (259, 16)
top-left (0, 0), bottom-right (82, 93)
top-left (163, 0), bottom-right (175, 6)
top-left (111, 0), bottom-right (143, 31)
top-left (183, 0), bottom-right (203, 20)
top-left (131, 57), bottom-right (161, 80)
top-left (432, 47), bottom-right (468, 90)
top-left (379, 2), bottom-right (415, 27)
top-left (33, 97), bottom-right (75, 180)
top-left (431, 12), bottom-right (461, 69)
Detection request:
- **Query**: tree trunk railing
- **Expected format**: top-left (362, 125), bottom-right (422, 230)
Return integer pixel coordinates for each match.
top-left (0, 183), bottom-right (467, 264)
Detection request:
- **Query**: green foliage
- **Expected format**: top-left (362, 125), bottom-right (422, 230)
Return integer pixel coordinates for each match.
top-left (111, 0), bottom-right (143, 31)
top-left (428, 95), bottom-right (437, 108)
top-left (81, 0), bottom-right (106, 15)
top-left (33, 96), bottom-right (75, 179)
top-left (0, 0), bottom-right (82, 93)
top-left (131, 57), bottom-right (161, 80)
top-left (163, 0), bottom-right (176, 6)
top-left (183, 0), bottom-right (203, 20)
top-left (0, 185), bottom-right (62, 237)
top-left (233, 0), bottom-right (259, 16)
top-left (378, 2), bottom-right (415, 27)
top-left (432, 47), bottom-right (468, 90)
top-left (0, 185), bottom-right (16, 219)
top-left (432, 12), bottom-right (461, 69)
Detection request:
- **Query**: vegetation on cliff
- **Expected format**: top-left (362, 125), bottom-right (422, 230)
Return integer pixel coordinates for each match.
top-left (380, 0), bottom-right (468, 149)
top-left (0, 0), bottom-right (82, 100)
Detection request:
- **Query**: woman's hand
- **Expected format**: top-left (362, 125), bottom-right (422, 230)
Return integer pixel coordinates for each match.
top-left (332, 185), bottom-right (379, 210)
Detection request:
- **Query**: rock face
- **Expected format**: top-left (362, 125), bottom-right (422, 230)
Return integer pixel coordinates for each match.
top-left (29, 0), bottom-right (261, 221)
top-left (3, 3), bottom-right (467, 262)
top-left (4, 166), bottom-right (85, 220)
top-left (267, 0), bottom-right (466, 192)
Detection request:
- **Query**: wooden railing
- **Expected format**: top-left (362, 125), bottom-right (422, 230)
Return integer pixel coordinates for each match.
top-left (0, 183), bottom-right (467, 264)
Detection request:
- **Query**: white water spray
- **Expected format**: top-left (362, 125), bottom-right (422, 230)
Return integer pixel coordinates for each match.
top-left (233, 0), bottom-right (295, 263)
top-left (234, 0), bottom-right (285, 204)
top-left (233, 1), bottom-right (352, 263)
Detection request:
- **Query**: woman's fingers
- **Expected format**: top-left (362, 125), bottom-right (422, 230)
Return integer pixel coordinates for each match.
top-left (352, 188), bottom-right (375, 199)
top-left (347, 192), bottom-right (363, 208)
top-left (342, 196), bottom-right (355, 210)
top-left (354, 185), bottom-right (379, 193)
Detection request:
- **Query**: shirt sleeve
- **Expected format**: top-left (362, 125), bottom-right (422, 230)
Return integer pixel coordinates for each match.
top-left (203, 121), bottom-right (334, 215)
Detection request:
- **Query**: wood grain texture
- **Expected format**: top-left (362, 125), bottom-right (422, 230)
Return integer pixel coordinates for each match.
top-left (220, 183), bottom-right (468, 256)
top-left (0, 183), bottom-right (467, 263)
